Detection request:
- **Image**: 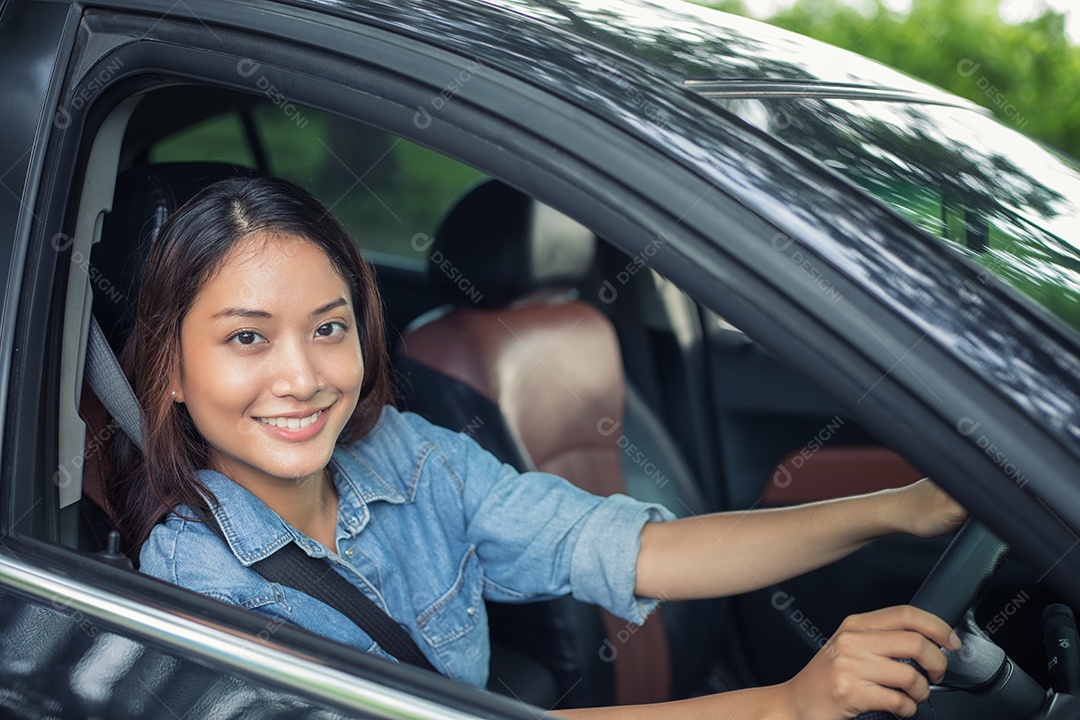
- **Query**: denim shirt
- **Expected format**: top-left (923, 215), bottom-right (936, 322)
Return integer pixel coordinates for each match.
top-left (139, 406), bottom-right (675, 687)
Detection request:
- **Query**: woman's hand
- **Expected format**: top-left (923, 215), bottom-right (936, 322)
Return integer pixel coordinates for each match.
top-left (779, 605), bottom-right (961, 719)
top-left (891, 478), bottom-right (968, 538)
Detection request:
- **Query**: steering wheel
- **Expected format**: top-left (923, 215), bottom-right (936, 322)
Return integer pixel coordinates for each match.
top-left (855, 519), bottom-right (1047, 720)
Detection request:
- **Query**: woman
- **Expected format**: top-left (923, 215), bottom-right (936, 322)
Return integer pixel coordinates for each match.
top-left (114, 175), bottom-right (967, 719)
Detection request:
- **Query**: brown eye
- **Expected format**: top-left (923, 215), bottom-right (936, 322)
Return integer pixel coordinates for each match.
top-left (315, 322), bottom-right (345, 338)
top-left (230, 330), bottom-right (265, 345)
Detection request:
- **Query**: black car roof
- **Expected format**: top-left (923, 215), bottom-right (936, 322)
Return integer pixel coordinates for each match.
top-left (291, 0), bottom-right (976, 109)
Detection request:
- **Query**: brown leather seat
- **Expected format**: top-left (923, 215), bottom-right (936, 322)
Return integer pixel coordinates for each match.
top-left (398, 180), bottom-right (682, 707)
top-left (764, 446), bottom-right (923, 506)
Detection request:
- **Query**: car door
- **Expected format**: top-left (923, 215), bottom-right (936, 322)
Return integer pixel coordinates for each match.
top-left (6, 0), bottom-right (1080, 716)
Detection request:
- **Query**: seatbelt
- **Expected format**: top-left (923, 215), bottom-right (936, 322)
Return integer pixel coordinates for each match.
top-left (83, 314), bottom-right (438, 674)
top-left (86, 315), bottom-right (144, 452)
top-left (210, 517), bottom-right (437, 673)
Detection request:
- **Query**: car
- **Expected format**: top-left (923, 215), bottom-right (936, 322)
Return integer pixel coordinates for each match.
top-left (2, 0), bottom-right (1080, 717)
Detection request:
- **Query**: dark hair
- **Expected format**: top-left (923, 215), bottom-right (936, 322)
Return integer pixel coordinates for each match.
top-left (107, 175), bottom-right (392, 555)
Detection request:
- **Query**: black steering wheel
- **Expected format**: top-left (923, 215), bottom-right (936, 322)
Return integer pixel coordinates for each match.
top-left (910, 518), bottom-right (1008, 629)
top-left (855, 519), bottom-right (1048, 720)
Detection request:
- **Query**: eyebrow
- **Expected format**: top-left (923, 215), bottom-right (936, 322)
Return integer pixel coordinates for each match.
top-left (213, 298), bottom-right (349, 320)
top-left (312, 298), bottom-right (349, 316)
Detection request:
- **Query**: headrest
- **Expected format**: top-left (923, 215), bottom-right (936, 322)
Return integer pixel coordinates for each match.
top-left (428, 180), bottom-right (595, 308)
top-left (94, 163), bottom-right (258, 349)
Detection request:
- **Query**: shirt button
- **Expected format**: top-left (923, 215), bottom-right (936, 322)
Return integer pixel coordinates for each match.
top-left (466, 606), bottom-right (475, 616)
top-left (344, 547), bottom-right (355, 558)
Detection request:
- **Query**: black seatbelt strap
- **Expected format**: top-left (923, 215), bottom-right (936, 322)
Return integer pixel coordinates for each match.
top-left (252, 541), bottom-right (438, 673)
top-left (85, 314), bottom-right (438, 674)
top-left (204, 516), bottom-right (437, 673)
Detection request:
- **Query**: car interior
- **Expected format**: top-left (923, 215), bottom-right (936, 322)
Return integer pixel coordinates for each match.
top-left (44, 82), bottom-right (1065, 710)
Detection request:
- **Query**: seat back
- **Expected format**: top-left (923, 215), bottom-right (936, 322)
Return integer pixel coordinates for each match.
top-left (398, 181), bottom-right (679, 707)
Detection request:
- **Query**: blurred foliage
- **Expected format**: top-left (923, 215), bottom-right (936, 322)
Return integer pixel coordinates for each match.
top-left (697, 0), bottom-right (1080, 159)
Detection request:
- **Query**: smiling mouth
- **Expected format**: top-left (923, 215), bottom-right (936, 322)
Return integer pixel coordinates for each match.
top-left (256, 410), bottom-right (323, 430)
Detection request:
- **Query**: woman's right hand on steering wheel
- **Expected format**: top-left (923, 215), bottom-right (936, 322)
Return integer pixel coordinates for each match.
top-left (778, 605), bottom-right (962, 719)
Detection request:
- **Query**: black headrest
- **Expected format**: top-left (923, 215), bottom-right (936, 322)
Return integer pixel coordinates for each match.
top-left (93, 163), bottom-right (259, 350)
top-left (428, 180), bottom-right (595, 308)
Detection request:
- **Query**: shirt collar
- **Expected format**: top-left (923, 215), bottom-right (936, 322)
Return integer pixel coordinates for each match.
top-left (327, 438), bottom-right (408, 535)
top-left (196, 469), bottom-right (297, 565)
top-left (196, 443), bottom-right (407, 566)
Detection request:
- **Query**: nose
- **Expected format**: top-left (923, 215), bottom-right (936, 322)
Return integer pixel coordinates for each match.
top-left (270, 336), bottom-right (324, 399)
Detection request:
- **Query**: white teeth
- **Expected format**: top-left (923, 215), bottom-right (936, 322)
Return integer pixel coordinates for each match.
top-left (257, 410), bottom-right (321, 429)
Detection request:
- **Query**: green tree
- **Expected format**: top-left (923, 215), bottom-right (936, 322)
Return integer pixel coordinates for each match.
top-left (698, 0), bottom-right (1080, 159)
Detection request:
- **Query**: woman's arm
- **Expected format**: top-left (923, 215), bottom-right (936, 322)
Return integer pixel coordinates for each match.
top-left (555, 605), bottom-right (962, 720)
top-left (635, 478), bottom-right (966, 600)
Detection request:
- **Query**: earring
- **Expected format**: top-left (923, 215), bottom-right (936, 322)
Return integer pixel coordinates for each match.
top-left (171, 390), bottom-right (177, 398)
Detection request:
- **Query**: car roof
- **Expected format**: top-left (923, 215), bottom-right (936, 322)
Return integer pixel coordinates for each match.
top-left (290, 0), bottom-right (976, 109)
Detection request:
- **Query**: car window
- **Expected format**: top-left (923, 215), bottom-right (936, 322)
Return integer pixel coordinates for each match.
top-left (147, 100), bottom-right (486, 260)
top-left (150, 112), bottom-right (256, 167)
top-left (720, 97), bottom-right (1080, 332)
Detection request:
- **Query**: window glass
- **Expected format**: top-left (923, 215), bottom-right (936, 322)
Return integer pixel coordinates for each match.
top-left (149, 112), bottom-right (255, 167)
top-left (147, 100), bottom-right (486, 260)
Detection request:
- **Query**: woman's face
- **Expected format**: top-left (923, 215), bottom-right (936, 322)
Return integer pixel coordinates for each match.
top-left (175, 232), bottom-right (364, 489)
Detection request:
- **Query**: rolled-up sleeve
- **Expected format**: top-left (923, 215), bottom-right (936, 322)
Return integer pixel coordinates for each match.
top-left (412, 414), bottom-right (677, 627)
top-left (569, 493), bottom-right (675, 625)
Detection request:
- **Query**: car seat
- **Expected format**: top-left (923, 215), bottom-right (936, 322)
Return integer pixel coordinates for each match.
top-left (395, 180), bottom-right (723, 708)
